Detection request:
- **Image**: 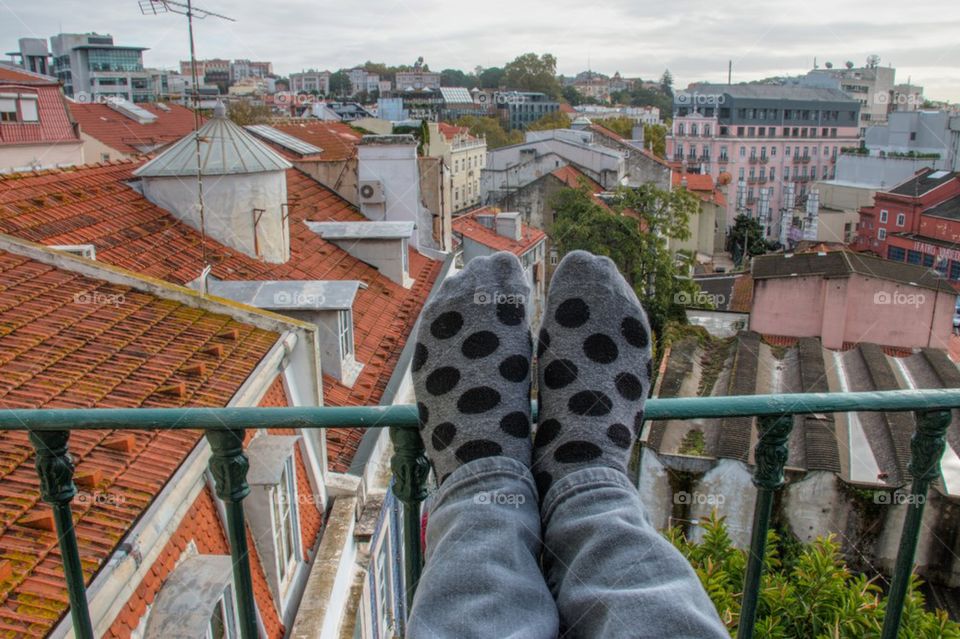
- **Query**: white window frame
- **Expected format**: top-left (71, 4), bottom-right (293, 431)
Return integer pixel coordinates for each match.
top-left (878, 228), bottom-right (887, 240)
top-left (0, 94), bottom-right (17, 122)
top-left (373, 530), bottom-right (395, 639)
top-left (271, 458), bottom-right (300, 594)
top-left (896, 213), bottom-right (906, 227)
top-left (205, 586), bottom-right (240, 639)
top-left (879, 209), bottom-right (888, 223)
top-left (338, 309), bottom-right (355, 359)
top-left (19, 95), bottom-right (39, 122)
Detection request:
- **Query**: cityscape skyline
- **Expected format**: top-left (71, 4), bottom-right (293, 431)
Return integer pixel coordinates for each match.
top-left (1, 0), bottom-right (959, 101)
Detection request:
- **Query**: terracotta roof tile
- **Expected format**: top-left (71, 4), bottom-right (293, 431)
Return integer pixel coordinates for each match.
top-left (68, 102), bottom-right (200, 156)
top-left (0, 248), bottom-right (280, 637)
top-left (452, 207), bottom-right (546, 256)
top-left (262, 120), bottom-right (361, 161)
top-left (0, 159), bottom-right (442, 472)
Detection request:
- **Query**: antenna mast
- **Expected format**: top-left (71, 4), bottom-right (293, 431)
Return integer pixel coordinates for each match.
top-left (138, 0), bottom-right (235, 271)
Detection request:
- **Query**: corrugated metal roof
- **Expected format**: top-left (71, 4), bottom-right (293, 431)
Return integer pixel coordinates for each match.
top-left (134, 106), bottom-right (292, 177)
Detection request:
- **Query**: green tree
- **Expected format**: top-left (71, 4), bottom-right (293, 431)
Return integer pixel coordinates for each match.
top-left (550, 182), bottom-right (701, 336)
top-left (478, 66), bottom-right (505, 89)
top-left (503, 53), bottom-right (562, 98)
top-left (226, 100), bottom-right (272, 126)
top-left (660, 69), bottom-right (674, 97)
top-left (526, 111), bottom-right (571, 132)
top-left (328, 70), bottom-right (352, 97)
top-left (726, 214), bottom-right (768, 266)
top-left (440, 68), bottom-right (473, 88)
top-left (454, 115), bottom-right (522, 149)
top-left (562, 85), bottom-right (583, 106)
top-left (668, 513), bottom-right (960, 638)
top-left (644, 123), bottom-right (668, 158)
top-left (596, 116), bottom-right (635, 138)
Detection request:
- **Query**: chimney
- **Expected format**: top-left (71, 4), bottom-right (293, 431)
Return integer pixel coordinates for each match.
top-left (357, 135), bottom-right (433, 250)
top-left (495, 212), bottom-right (523, 242)
top-left (134, 104), bottom-right (293, 263)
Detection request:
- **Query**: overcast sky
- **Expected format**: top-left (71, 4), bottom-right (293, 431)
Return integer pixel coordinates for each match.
top-left (2, 0), bottom-right (959, 101)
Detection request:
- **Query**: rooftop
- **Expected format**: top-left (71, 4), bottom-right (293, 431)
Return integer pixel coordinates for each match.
top-left (888, 168), bottom-right (959, 198)
top-left (452, 208), bottom-right (546, 256)
top-left (306, 220), bottom-right (415, 240)
top-left (923, 194), bottom-right (960, 221)
top-left (0, 160), bottom-right (443, 471)
top-left (256, 120), bottom-right (361, 161)
top-left (681, 83), bottom-right (858, 103)
top-left (752, 249), bottom-right (949, 292)
top-left (69, 102), bottom-right (199, 156)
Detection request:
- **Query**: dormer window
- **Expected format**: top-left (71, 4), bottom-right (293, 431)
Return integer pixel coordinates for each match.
top-left (272, 457), bottom-right (298, 593)
top-left (338, 309), bottom-right (355, 359)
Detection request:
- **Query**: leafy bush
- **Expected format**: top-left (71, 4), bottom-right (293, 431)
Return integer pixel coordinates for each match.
top-left (667, 513), bottom-right (960, 638)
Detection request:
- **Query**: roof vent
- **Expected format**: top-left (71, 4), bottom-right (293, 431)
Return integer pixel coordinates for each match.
top-left (105, 97), bottom-right (158, 125)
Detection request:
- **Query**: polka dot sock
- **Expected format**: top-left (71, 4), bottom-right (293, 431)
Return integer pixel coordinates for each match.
top-left (533, 250), bottom-right (653, 496)
top-left (412, 252), bottom-right (534, 485)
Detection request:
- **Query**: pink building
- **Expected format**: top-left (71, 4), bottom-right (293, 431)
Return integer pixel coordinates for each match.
top-left (667, 84), bottom-right (861, 245)
top-left (749, 249), bottom-right (955, 350)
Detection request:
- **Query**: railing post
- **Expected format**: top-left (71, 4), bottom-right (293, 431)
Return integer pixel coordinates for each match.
top-left (737, 414), bottom-right (793, 639)
top-left (390, 425), bottom-right (430, 614)
top-left (206, 429), bottom-right (259, 639)
top-left (29, 431), bottom-right (95, 639)
top-left (880, 409), bottom-right (950, 639)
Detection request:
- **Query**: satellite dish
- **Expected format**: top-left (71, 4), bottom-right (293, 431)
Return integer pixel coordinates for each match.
top-left (866, 54), bottom-right (881, 68)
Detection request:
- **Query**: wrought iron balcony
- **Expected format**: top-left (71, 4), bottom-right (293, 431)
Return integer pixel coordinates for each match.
top-left (759, 156), bottom-right (769, 164)
top-left (749, 156), bottom-right (759, 164)
top-left (4, 389), bottom-right (960, 639)
top-left (718, 155), bottom-right (730, 163)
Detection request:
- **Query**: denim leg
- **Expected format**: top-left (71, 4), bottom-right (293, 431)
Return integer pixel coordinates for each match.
top-left (408, 456), bottom-right (559, 639)
top-left (541, 466), bottom-right (729, 639)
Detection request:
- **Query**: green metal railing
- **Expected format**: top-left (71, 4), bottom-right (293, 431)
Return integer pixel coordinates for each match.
top-left (4, 388), bottom-right (959, 639)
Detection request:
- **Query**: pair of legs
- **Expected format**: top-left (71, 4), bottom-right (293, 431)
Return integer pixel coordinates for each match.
top-left (408, 251), bottom-right (727, 638)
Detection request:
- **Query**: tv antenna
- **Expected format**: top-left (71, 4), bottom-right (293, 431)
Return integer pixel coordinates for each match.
top-left (138, 0), bottom-right (236, 270)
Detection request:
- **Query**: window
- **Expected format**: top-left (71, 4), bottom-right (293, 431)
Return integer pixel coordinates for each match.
top-left (19, 96), bottom-right (38, 122)
top-left (951, 261), bottom-right (960, 281)
top-left (206, 591), bottom-right (238, 639)
top-left (272, 458), bottom-right (298, 590)
top-left (770, 168), bottom-right (776, 181)
top-left (374, 534), bottom-right (394, 638)
top-left (739, 146), bottom-right (745, 158)
top-left (896, 213), bottom-right (905, 227)
top-left (877, 228), bottom-right (886, 241)
top-left (338, 309), bottom-right (354, 358)
top-left (923, 254), bottom-right (935, 268)
top-left (401, 239), bottom-right (409, 273)
top-left (550, 249), bottom-right (559, 266)
top-left (907, 250), bottom-right (922, 265)
top-left (879, 209), bottom-right (888, 223)
top-left (0, 96), bottom-right (17, 122)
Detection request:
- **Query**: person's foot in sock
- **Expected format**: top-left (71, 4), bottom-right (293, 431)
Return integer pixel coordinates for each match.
top-left (533, 250), bottom-right (653, 497)
top-left (412, 252), bottom-right (534, 485)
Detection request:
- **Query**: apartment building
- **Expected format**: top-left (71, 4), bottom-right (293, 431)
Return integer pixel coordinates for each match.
top-left (290, 69), bottom-right (331, 95)
top-left (667, 83), bottom-right (860, 243)
top-left (429, 123), bottom-right (487, 211)
top-left (50, 32), bottom-right (151, 103)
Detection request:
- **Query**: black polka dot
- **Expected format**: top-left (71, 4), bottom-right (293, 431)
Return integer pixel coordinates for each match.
top-left (412, 342), bottom-right (428, 372)
top-left (568, 391), bottom-right (613, 416)
top-left (500, 412), bottom-right (530, 438)
top-left (496, 302), bottom-right (525, 326)
top-left (455, 439), bottom-right (502, 463)
top-left (615, 372), bottom-right (644, 400)
top-left (457, 386), bottom-right (502, 414)
top-left (544, 359), bottom-right (578, 389)
top-left (583, 333), bottom-right (619, 364)
top-left (417, 402), bottom-right (429, 425)
top-left (426, 367), bottom-right (461, 396)
top-left (555, 441), bottom-right (603, 463)
top-left (607, 423), bottom-right (632, 449)
top-left (621, 316), bottom-right (648, 349)
top-left (534, 471), bottom-right (553, 497)
top-left (646, 359), bottom-right (653, 380)
top-left (431, 311), bottom-right (464, 339)
top-left (431, 422), bottom-right (457, 451)
top-left (537, 329), bottom-right (550, 358)
top-left (498, 355), bottom-right (530, 382)
top-left (555, 298), bottom-right (590, 328)
top-left (461, 331), bottom-right (500, 359)
top-left (633, 410), bottom-right (646, 435)
top-left (534, 419), bottom-right (562, 448)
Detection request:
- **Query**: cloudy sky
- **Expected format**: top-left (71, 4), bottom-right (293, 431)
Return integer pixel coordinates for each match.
top-left (3, 0), bottom-right (959, 101)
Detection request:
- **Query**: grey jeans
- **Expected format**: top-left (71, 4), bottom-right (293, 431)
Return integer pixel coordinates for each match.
top-left (408, 456), bottom-right (729, 638)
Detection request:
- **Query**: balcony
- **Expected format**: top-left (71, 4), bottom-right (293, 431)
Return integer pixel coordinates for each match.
top-left (747, 176), bottom-right (759, 184)
top-left (718, 155), bottom-right (730, 164)
top-left (699, 154), bottom-right (711, 162)
top-left (5, 391), bottom-right (960, 639)
top-left (749, 156), bottom-right (759, 164)
top-left (759, 156), bottom-right (769, 164)
top-left (800, 155), bottom-right (812, 163)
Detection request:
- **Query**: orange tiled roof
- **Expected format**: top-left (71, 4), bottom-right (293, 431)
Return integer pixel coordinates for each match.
top-left (0, 247), bottom-right (281, 637)
top-left (452, 208), bottom-right (546, 256)
top-left (267, 120), bottom-right (361, 161)
top-left (672, 171), bottom-right (727, 206)
top-left (68, 102), bottom-right (200, 156)
top-left (588, 122), bottom-right (672, 168)
top-left (0, 160), bottom-right (442, 471)
top-left (0, 64), bottom-right (55, 83)
top-left (437, 122), bottom-right (473, 141)
top-left (551, 165), bottom-right (604, 192)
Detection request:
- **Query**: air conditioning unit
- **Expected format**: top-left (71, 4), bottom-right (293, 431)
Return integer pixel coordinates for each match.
top-left (358, 180), bottom-right (385, 204)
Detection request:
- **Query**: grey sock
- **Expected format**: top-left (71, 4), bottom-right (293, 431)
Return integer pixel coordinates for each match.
top-left (412, 252), bottom-right (534, 485)
top-left (533, 250), bottom-right (652, 496)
